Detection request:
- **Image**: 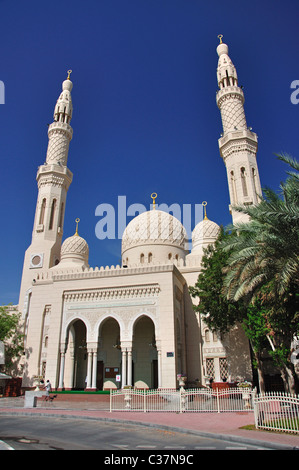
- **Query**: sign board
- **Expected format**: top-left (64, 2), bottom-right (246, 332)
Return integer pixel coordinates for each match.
top-left (166, 352), bottom-right (174, 357)
top-left (116, 375), bottom-right (121, 382)
top-left (105, 367), bottom-right (119, 378)
top-left (0, 341), bottom-right (4, 365)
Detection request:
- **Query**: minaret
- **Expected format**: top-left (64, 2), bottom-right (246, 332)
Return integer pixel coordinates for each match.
top-left (18, 71), bottom-right (74, 308)
top-left (216, 36), bottom-right (262, 224)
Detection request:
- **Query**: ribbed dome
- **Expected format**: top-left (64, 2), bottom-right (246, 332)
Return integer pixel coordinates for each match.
top-left (121, 210), bottom-right (188, 266)
top-left (122, 210), bottom-right (188, 251)
top-left (192, 218), bottom-right (220, 251)
top-left (60, 233), bottom-right (89, 267)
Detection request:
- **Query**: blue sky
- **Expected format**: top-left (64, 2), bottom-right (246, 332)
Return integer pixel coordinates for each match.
top-left (0, 0), bottom-right (298, 305)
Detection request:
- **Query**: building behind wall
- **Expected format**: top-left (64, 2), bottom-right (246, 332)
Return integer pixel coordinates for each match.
top-left (15, 38), bottom-right (260, 391)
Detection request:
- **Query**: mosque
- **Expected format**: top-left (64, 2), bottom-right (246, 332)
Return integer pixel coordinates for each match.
top-left (17, 38), bottom-right (262, 391)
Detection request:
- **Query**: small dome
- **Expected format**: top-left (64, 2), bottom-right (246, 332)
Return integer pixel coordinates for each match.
top-left (62, 78), bottom-right (73, 92)
top-left (60, 231), bottom-right (89, 268)
top-left (217, 42), bottom-right (229, 57)
top-left (121, 210), bottom-right (188, 266)
top-left (192, 218), bottom-right (220, 252)
top-left (61, 234), bottom-right (89, 257)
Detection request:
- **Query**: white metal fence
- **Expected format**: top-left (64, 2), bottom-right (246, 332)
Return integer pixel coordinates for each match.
top-left (110, 388), bottom-right (299, 434)
top-left (253, 392), bottom-right (299, 434)
top-left (110, 387), bottom-right (254, 414)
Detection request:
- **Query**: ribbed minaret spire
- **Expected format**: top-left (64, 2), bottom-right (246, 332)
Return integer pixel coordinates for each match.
top-left (216, 37), bottom-right (262, 224)
top-left (19, 71), bottom-right (75, 311)
top-left (46, 71), bottom-right (73, 166)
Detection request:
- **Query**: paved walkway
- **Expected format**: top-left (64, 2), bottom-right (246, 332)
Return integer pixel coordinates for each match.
top-left (0, 396), bottom-right (298, 450)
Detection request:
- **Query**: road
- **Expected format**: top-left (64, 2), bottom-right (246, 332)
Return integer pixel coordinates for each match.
top-left (0, 415), bottom-right (271, 451)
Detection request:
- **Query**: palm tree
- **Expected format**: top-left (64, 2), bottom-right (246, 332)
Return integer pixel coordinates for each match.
top-left (222, 153), bottom-right (299, 302)
top-left (221, 153), bottom-right (299, 393)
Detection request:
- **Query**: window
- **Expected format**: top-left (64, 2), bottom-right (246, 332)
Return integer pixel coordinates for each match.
top-left (58, 202), bottom-right (64, 229)
top-left (205, 358), bottom-right (215, 380)
top-left (148, 252), bottom-right (152, 263)
top-left (230, 171), bottom-right (237, 204)
top-left (204, 329), bottom-right (210, 342)
top-left (252, 167), bottom-right (258, 197)
top-left (240, 167), bottom-right (248, 197)
top-left (39, 198), bottom-right (46, 225)
top-left (49, 199), bottom-right (57, 230)
top-left (219, 357), bottom-right (229, 381)
top-left (140, 253), bottom-right (144, 264)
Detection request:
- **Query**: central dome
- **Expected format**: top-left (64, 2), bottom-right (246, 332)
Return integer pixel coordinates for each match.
top-left (121, 210), bottom-right (188, 267)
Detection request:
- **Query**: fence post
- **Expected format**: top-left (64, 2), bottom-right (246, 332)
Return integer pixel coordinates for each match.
top-left (216, 387), bottom-right (220, 413)
top-left (179, 387), bottom-right (182, 413)
top-left (144, 389), bottom-right (146, 413)
top-left (110, 389), bottom-right (112, 412)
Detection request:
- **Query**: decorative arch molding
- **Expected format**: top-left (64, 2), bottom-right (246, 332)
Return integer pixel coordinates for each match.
top-left (62, 313), bottom-right (91, 344)
top-left (128, 310), bottom-right (158, 339)
top-left (94, 313), bottom-right (124, 339)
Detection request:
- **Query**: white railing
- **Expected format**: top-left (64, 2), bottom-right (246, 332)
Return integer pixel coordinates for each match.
top-left (110, 388), bottom-right (299, 434)
top-left (253, 392), bottom-right (299, 434)
top-left (110, 387), bottom-right (255, 413)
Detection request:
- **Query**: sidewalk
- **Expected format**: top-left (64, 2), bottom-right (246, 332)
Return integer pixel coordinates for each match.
top-left (0, 396), bottom-right (298, 450)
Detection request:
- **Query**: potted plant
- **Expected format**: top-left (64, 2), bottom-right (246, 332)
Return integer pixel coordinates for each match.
top-left (177, 373), bottom-right (187, 387)
top-left (237, 381), bottom-right (252, 405)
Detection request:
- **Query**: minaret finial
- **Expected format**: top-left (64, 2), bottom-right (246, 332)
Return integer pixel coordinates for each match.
top-left (75, 218), bottom-right (80, 235)
top-left (151, 193), bottom-right (157, 210)
top-left (67, 69), bottom-right (72, 80)
top-left (218, 34), bottom-right (223, 44)
top-left (202, 201), bottom-right (208, 220)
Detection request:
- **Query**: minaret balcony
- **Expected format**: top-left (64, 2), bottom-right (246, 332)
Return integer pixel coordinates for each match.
top-left (48, 121), bottom-right (73, 140)
top-left (216, 85), bottom-right (244, 107)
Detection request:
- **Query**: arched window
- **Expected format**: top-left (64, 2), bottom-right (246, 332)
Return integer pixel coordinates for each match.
top-left (168, 253), bottom-right (172, 260)
top-left (252, 167), bottom-right (258, 198)
top-left (39, 198), bottom-right (46, 225)
top-left (49, 199), bottom-right (57, 230)
top-left (140, 253), bottom-right (144, 264)
top-left (230, 171), bottom-right (237, 204)
top-left (58, 202), bottom-right (64, 229)
top-left (148, 253), bottom-right (152, 263)
top-left (240, 167), bottom-right (248, 197)
top-left (204, 329), bottom-right (210, 342)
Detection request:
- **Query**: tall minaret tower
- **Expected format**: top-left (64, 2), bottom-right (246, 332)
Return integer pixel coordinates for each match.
top-left (18, 71), bottom-right (74, 309)
top-left (216, 36), bottom-right (262, 224)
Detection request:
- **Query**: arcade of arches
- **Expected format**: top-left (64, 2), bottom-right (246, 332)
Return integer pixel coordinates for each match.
top-left (59, 315), bottom-right (158, 390)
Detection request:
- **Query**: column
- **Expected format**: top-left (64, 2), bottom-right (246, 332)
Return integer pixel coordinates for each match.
top-left (68, 351), bottom-right (75, 390)
top-left (86, 350), bottom-right (93, 389)
top-left (127, 349), bottom-right (132, 386)
top-left (121, 349), bottom-right (127, 388)
top-left (91, 351), bottom-right (97, 390)
top-left (157, 349), bottom-right (162, 389)
top-left (58, 344), bottom-right (66, 390)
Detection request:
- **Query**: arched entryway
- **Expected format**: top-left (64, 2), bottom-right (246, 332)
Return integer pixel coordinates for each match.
top-left (62, 319), bottom-right (88, 390)
top-left (98, 317), bottom-right (121, 390)
top-left (132, 316), bottom-right (157, 389)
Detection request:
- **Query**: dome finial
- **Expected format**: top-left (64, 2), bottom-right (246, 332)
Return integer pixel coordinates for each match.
top-left (75, 218), bottom-right (80, 236)
top-left (202, 201), bottom-right (208, 220)
top-left (151, 192), bottom-right (157, 210)
top-left (217, 34), bottom-right (223, 44)
top-left (67, 69), bottom-right (72, 80)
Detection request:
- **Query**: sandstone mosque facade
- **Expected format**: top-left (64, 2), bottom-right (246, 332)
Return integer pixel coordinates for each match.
top-left (17, 38), bottom-right (262, 390)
